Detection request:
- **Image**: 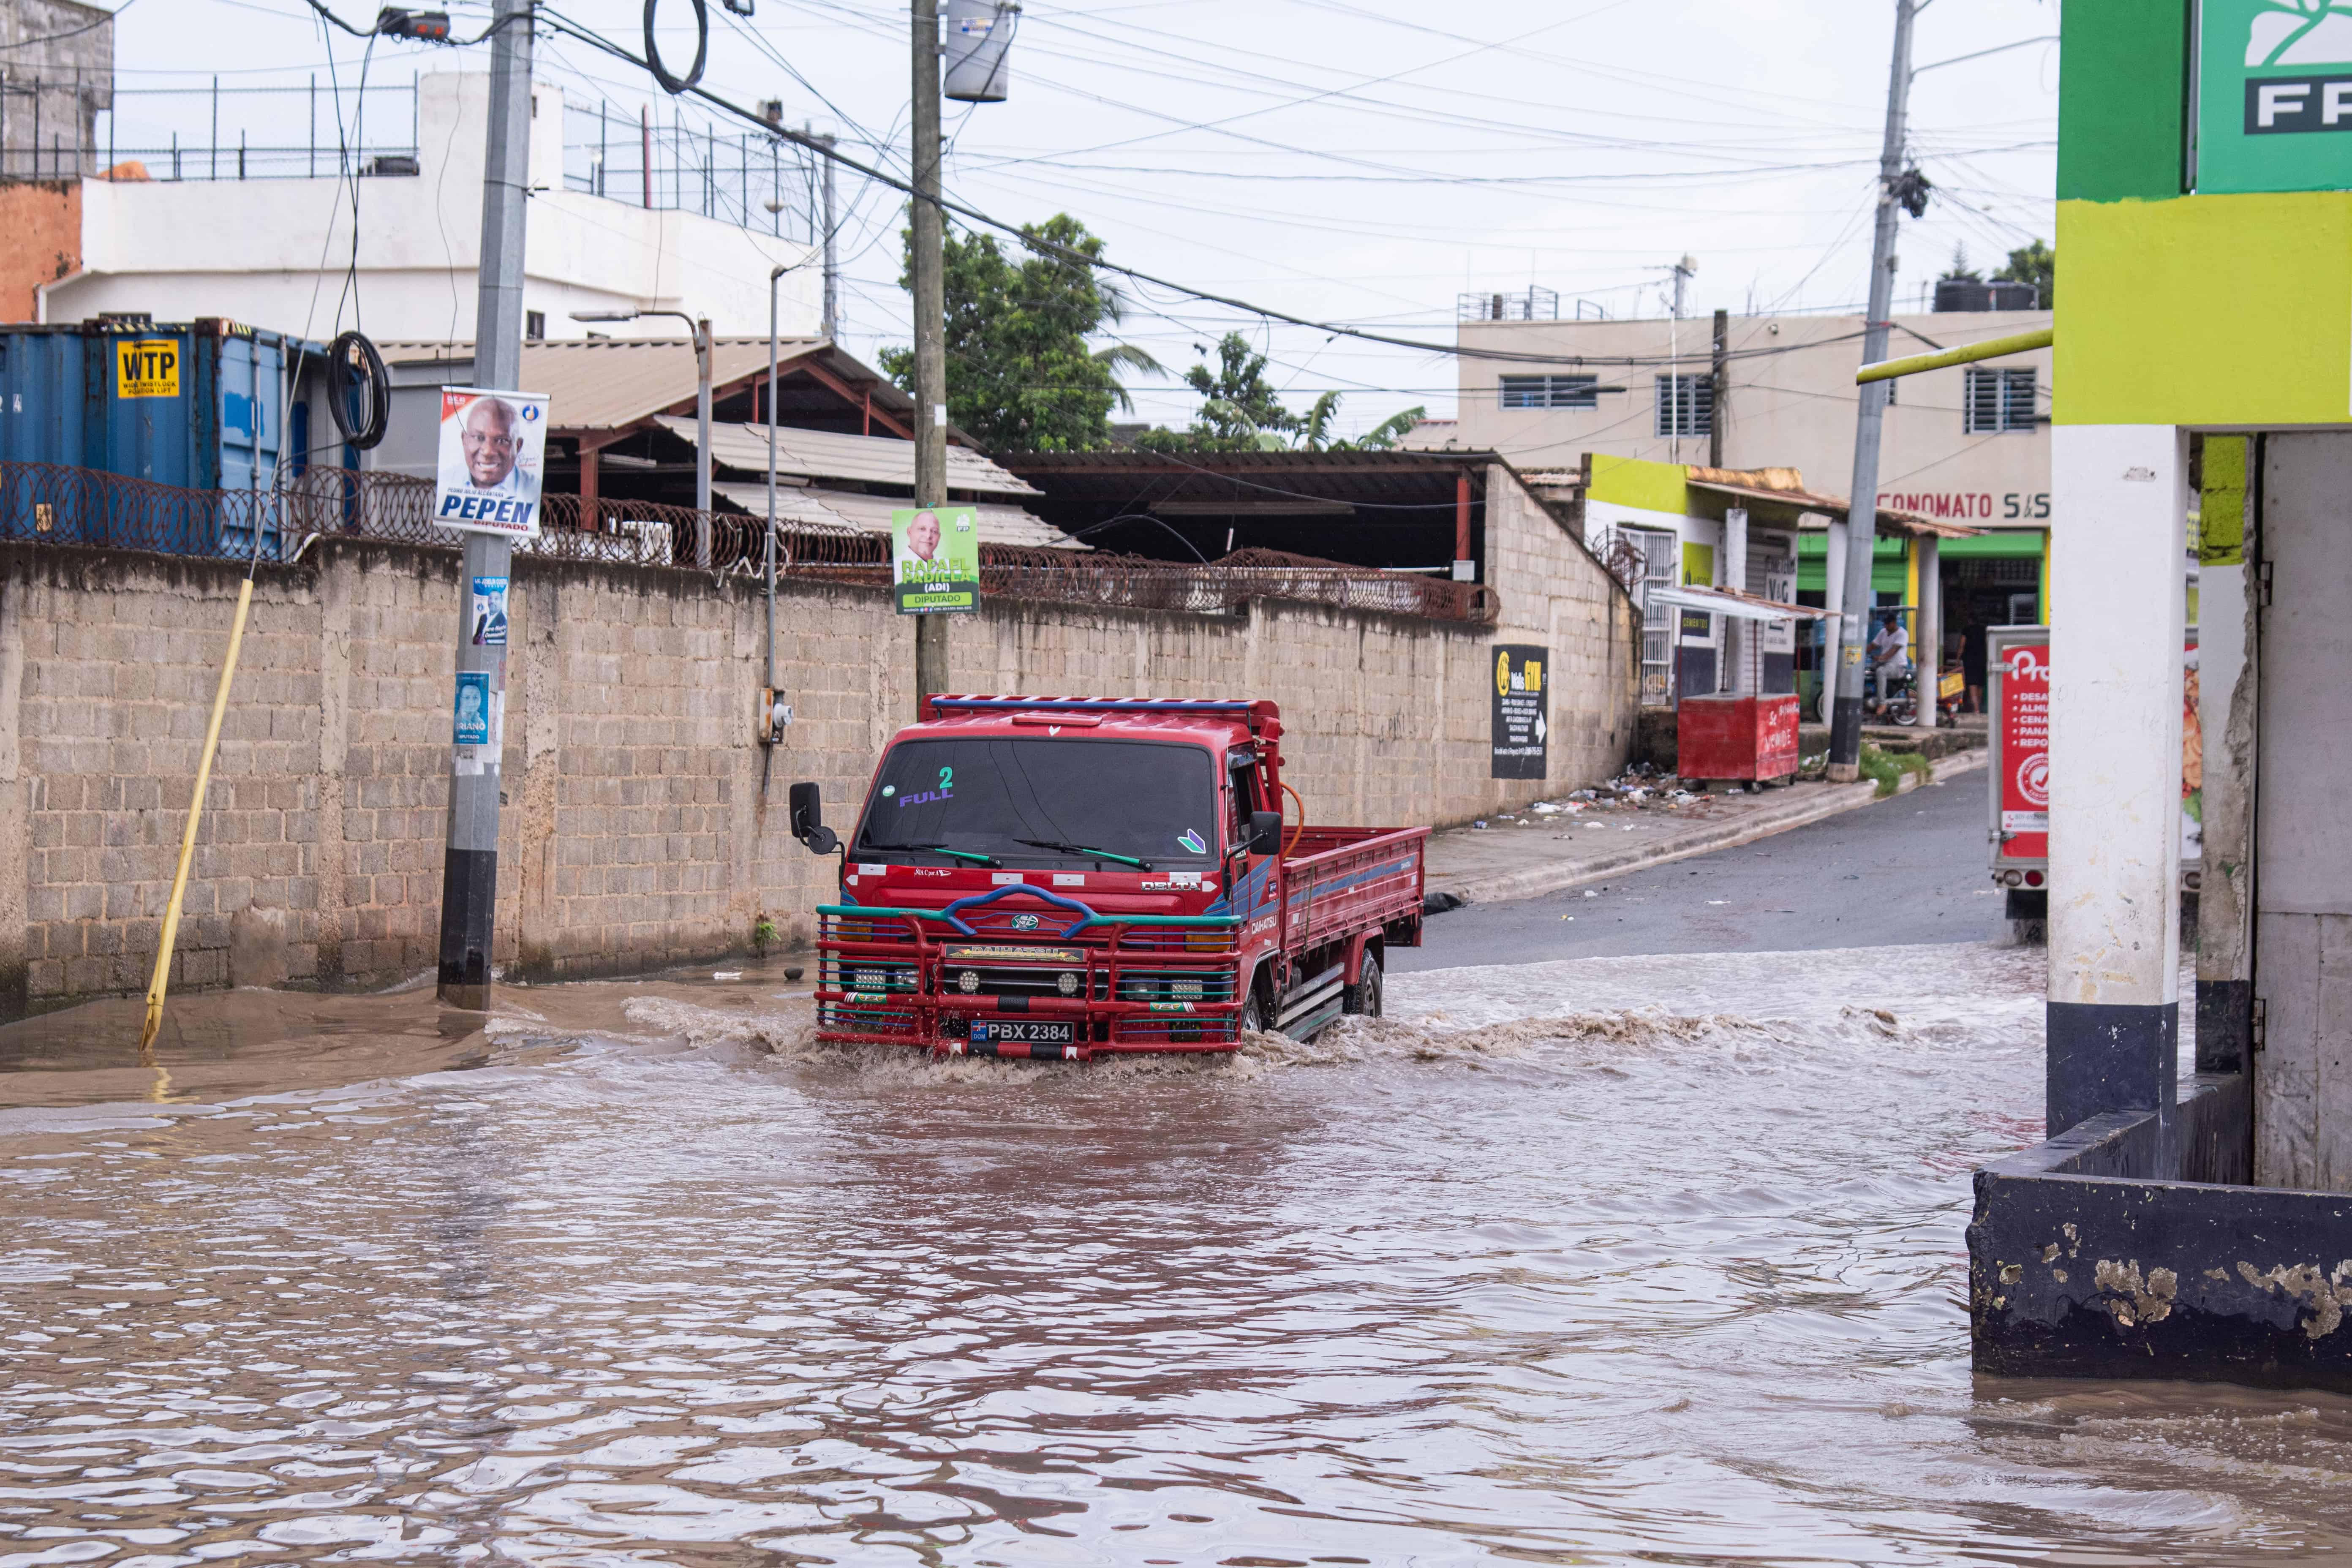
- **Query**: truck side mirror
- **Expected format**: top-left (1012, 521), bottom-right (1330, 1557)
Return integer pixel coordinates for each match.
top-left (789, 781), bottom-right (839, 855)
top-left (1249, 809), bottom-right (1282, 858)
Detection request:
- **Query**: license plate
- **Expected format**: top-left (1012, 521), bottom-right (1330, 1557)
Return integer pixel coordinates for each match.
top-left (972, 1019), bottom-right (1076, 1046)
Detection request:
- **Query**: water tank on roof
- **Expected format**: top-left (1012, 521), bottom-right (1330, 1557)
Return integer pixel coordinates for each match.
top-left (944, 0), bottom-right (1020, 103)
top-left (1933, 278), bottom-right (2040, 312)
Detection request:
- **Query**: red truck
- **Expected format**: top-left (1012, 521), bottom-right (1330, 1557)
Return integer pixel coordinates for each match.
top-left (786, 696), bottom-right (1430, 1059)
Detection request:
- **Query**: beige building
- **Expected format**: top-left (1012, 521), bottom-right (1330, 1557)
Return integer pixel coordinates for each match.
top-left (1421, 308), bottom-right (2053, 533)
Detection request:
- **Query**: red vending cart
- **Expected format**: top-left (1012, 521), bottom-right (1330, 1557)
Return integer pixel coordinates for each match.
top-left (1655, 584), bottom-right (1823, 786)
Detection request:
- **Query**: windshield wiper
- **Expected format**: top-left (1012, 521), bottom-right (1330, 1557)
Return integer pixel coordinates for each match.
top-left (1014, 838), bottom-right (1152, 870)
top-left (882, 842), bottom-right (1002, 868)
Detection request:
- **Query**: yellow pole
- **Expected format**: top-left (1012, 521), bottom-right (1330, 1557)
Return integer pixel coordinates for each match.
top-left (1905, 536), bottom-right (1921, 639)
top-left (139, 577), bottom-right (254, 1054)
top-left (1857, 326), bottom-right (2054, 384)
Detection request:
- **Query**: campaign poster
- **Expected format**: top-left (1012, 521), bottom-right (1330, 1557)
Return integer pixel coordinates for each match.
top-left (470, 575), bottom-right (509, 648)
top-left (892, 505), bottom-right (981, 614)
top-left (452, 671), bottom-right (493, 748)
top-left (1490, 644), bottom-right (1549, 781)
top-left (435, 387), bottom-right (547, 539)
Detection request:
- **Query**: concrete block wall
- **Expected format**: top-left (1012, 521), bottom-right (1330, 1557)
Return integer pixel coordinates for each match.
top-left (0, 498), bottom-right (1636, 1011)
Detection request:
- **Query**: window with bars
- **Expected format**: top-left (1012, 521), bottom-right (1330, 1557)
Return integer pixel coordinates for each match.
top-left (1963, 366), bottom-right (2037, 434)
top-left (1499, 373), bottom-right (1600, 410)
top-left (1655, 374), bottom-right (1713, 437)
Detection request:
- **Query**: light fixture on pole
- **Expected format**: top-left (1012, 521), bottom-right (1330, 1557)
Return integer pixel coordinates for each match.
top-left (572, 308), bottom-right (714, 564)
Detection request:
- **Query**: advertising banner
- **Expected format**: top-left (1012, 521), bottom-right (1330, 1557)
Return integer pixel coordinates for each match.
top-left (892, 505), bottom-right (981, 613)
top-left (2197, 0), bottom-right (2352, 193)
top-left (435, 387), bottom-right (547, 539)
top-left (1490, 644), bottom-right (1549, 780)
top-left (1992, 634), bottom-right (2203, 868)
top-left (1996, 639), bottom-right (2051, 861)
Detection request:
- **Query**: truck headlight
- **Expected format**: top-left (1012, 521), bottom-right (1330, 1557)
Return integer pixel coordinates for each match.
top-left (1171, 978), bottom-right (1203, 999)
top-left (1058, 972), bottom-right (1080, 996)
top-left (958, 969), bottom-right (980, 994)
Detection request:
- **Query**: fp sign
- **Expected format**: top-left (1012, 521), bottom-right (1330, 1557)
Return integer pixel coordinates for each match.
top-left (2199, 1), bottom-right (2352, 192)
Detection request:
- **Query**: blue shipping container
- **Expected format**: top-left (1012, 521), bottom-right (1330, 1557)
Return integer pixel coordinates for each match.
top-left (0, 318), bottom-right (321, 555)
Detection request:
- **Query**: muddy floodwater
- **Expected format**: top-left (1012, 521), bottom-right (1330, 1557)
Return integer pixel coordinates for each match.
top-left (5, 943), bottom-right (2352, 1566)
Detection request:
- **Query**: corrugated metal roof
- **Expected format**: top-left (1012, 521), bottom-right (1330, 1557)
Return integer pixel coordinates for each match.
top-left (372, 337), bottom-right (918, 436)
top-left (669, 417), bottom-right (1041, 497)
top-left (1685, 477), bottom-right (1981, 539)
top-left (710, 482), bottom-right (1084, 550)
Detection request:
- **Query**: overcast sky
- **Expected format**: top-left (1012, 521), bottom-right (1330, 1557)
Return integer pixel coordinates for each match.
top-left (116, 0), bottom-right (2058, 436)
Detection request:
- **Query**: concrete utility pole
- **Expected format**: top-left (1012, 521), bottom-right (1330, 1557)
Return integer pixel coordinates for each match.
top-left (1825, 0), bottom-right (1919, 782)
top-left (911, 0), bottom-right (949, 714)
top-left (437, 0), bottom-right (531, 1010)
top-left (1708, 307), bottom-right (1729, 470)
top-left (817, 130), bottom-right (840, 340)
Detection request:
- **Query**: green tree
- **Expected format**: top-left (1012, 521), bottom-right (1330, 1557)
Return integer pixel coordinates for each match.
top-left (1138, 332), bottom-right (1423, 452)
top-left (1994, 238), bottom-right (2054, 310)
top-left (881, 214), bottom-right (1162, 451)
top-left (1939, 245), bottom-right (1982, 283)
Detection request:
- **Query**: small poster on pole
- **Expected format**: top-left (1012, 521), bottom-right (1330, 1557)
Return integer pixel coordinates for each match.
top-left (434, 387), bottom-right (547, 539)
top-left (892, 505), bottom-right (981, 614)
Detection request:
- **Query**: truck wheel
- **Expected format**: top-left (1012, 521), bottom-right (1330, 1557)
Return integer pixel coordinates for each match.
top-left (1344, 952), bottom-right (1383, 1017)
top-left (1239, 985), bottom-right (1269, 1036)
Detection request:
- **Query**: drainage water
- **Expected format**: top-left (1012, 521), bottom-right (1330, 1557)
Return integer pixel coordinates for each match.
top-left (3, 943), bottom-right (2349, 1565)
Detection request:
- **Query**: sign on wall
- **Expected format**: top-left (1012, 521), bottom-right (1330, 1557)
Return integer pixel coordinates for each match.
top-left (434, 387), bottom-right (547, 538)
top-left (1490, 644), bottom-right (1549, 780)
top-left (2198, 0), bottom-right (2352, 193)
top-left (892, 505), bottom-right (981, 614)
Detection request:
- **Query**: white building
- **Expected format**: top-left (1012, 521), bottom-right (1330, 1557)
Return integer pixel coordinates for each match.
top-left (35, 71), bottom-right (822, 345)
top-left (1419, 304), bottom-right (2053, 533)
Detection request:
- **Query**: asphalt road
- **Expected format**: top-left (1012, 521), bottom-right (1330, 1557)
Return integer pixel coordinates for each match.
top-left (1399, 771), bottom-right (2001, 970)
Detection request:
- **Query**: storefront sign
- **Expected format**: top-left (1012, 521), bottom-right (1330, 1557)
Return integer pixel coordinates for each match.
top-left (2198, 0), bottom-right (2352, 193)
top-left (1490, 644), bottom-right (1549, 780)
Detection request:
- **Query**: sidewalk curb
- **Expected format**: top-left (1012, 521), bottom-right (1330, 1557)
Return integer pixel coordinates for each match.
top-left (1434, 747), bottom-right (1987, 908)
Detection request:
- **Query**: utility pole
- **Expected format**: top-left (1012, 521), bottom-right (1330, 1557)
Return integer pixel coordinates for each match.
top-left (437, 0), bottom-right (531, 1010)
top-left (911, 0), bottom-right (949, 714)
top-left (817, 130), bottom-right (839, 340)
top-left (1708, 307), bottom-right (1728, 470)
top-left (1825, 0), bottom-right (1919, 783)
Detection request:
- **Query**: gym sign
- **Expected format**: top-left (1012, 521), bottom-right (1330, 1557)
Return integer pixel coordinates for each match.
top-left (2199, 0), bottom-right (2352, 191)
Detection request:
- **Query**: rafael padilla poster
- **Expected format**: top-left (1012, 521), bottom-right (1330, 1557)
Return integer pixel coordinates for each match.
top-left (435, 387), bottom-right (548, 539)
top-left (892, 505), bottom-right (981, 614)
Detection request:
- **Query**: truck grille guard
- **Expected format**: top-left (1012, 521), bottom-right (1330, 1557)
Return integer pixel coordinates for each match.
top-left (814, 885), bottom-right (1244, 1059)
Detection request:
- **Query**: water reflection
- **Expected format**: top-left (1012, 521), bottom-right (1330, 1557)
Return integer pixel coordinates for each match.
top-left (3, 945), bottom-right (2350, 1564)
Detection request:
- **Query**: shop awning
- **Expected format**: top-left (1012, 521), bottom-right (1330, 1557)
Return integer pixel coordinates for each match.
top-left (1685, 477), bottom-right (1982, 539)
top-left (1647, 585), bottom-right (1826, 622)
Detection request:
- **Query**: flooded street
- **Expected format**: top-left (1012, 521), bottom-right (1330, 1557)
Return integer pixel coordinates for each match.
top-left (6, 943), bottom-right (2352, 1565)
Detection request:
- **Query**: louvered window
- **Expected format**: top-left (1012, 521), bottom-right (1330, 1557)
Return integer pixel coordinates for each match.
top-left (1655, 374), bottom-right (1713, 437)
top-left (1499, 374), bottom-right (1600, 409)
top-left (1963, 367), bottom-right (2036, 433)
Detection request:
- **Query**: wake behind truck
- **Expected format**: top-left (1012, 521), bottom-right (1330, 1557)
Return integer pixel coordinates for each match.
top-left (786, 696), bottom-right (1429, 1059)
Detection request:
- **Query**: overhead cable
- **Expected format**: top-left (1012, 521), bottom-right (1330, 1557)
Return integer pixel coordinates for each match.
top-left (532, 5), bottom-right (1903, 370)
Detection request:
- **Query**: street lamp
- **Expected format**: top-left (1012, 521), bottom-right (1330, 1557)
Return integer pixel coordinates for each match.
top-left (572, 307), bottom-right (713, 564)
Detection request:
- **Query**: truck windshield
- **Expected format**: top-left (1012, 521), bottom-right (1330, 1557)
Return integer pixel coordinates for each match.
top-left (857, 738), bottom-right (1219, 867)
